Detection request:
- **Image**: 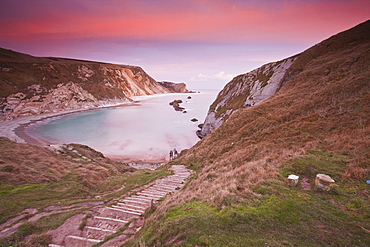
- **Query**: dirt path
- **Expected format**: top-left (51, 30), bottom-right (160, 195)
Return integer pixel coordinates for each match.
top-left (44, 165), bottom-right (192, 247)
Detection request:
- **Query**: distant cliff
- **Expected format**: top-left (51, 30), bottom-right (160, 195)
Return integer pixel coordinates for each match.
top-left (0, 48), bottom-right (188, 120)
top-left (197, 56), bottom-right (298, 138)
top-left (158, 81), bottom-right (192, 93)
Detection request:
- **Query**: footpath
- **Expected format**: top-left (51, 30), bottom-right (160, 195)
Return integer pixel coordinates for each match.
top-left (46, 165), bottom-right (191, 247)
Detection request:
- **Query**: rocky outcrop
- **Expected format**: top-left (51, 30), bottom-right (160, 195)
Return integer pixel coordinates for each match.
top-left (169, 99), bottom-right (185, 112)
top-left (197, 56), bottom-right (298, 138)
top-left (0, 48), bottom-right (189, 120)
top-left (3, 81), bottom-right (119, 118)
top-left (158, 81), bottom-right (193, 93)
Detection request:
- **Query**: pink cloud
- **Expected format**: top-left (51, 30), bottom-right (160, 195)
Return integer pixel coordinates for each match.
top-left (1, 0), bottom-right (369, 45)
top-left (0, 0), bottom-right (368, 89)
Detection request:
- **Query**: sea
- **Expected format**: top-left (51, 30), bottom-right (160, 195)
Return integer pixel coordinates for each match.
top-left (30, 90), bottom-right (218, 161)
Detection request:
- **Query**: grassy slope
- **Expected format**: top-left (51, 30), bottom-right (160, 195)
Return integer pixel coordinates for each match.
top-left (0, 138), bottom-right (170, 229)
top-left (0, 47), bottom-right (159, 99)
top-left (126, 20), bottom-right (370, 246)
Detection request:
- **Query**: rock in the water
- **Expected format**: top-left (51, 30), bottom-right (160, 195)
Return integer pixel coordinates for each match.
top-left (191, 118), bottom-right (198, 122)
top-left (169, 99), bottom-right (185, 111)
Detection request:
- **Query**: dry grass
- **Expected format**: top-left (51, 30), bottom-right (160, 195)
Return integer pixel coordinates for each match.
top-left (0, 138), bottom-right (136, 224)
top-left (0, 138), bottom-right (134, 186)
top-left (126, 20), bottom-right (370, 246)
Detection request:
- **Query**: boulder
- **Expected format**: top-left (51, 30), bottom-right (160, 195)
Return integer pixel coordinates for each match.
top-left (169, 99), bottom-right (185, 111)
top-left (287, 174), bottom-right (299, 187)
top-left (315, 174), bottom-right (335, 191)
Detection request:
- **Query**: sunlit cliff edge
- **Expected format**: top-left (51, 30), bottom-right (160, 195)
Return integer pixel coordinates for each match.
top-left (0, 49), bottom-right (189, 120)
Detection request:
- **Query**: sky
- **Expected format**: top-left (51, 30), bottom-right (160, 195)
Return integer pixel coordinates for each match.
top-left (0, 0), bottom-right (369, 90)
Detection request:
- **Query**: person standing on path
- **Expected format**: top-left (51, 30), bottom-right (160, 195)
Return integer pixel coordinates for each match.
top-left (169, 150), bottom-right (173, 161)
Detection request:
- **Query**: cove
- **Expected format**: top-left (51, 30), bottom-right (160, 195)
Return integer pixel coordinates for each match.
top-left (29, 91), bottom-right (218, 161)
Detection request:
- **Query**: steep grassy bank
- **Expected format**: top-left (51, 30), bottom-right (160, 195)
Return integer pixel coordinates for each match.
top-left (125, 20), bottom-right (370, 246)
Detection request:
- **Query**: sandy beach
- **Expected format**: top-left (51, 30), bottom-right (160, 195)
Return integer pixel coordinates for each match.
top-left (0, 105), bottom-right (162, 164)
top-left (0, 101), bottom-right (138, 146)
top-left (0, 91), bottom-right (217, 163)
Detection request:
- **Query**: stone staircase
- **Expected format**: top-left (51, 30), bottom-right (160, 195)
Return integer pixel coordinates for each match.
top-left (49, 165), bottom-right (191, 247)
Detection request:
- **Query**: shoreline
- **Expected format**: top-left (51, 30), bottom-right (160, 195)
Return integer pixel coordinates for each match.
top-left (0, 101), bottom-right (137, 145)
top-left (0, 91), bottom-right (208, 164)
top-left (0, 101), bottom-right (172, 163)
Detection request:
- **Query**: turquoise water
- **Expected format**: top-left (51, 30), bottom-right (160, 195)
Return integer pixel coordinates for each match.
top-left (32, 91), bottom-right (218, 160)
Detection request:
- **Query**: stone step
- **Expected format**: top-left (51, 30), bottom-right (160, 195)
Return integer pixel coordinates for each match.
top-left (153, 184), bottom-right (178, 190)
top-left (137, 192), bottom-right (163, 199)
top-left (158, 182), bottom-right (182, 187)
top-left (85, 226), bottom-right (116, 234)
top-left (152, 184), bottom-right (177, 189)
top-left (159, 179), bottom-right (184, 183)
top-left (111, 205), bottom-right (145, 213)
top-left (148, 187), bottom-right (174, 193)
top-left (121, 198), bottom-right (150, 206)
top-left (117, 202), bottom-right (147, 210)
top-left (82, 226), bottom-right (115, 240)
top-left (128, 195), bottom-right (156, 202)
top-left (49, 244), bottom-right (65, 247)
top-left (105, 207), bottom-right (142, 216)
top-left (171, 174), bottom-right (189, 177)
top-left (166, 178), bottom-right (186, 181)
top-left (92, 220), bottom-right (124, 231)
top-left (142, 189), bottom-right (168, 196)
top-left (65, 235), bottom-right (101, 247)
top-left (94, 216), bottom-right (129, 224)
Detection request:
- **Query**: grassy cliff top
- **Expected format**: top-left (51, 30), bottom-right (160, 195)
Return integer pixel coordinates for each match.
top-left (126, 20), bottom-right (370, 246)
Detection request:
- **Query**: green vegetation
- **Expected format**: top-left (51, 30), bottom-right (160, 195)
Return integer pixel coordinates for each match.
top-left (127, 151), bottom-right (370, 246)
top-left (281, 150), bottom-right (347, 180)
top-left (0, 210), bottom-right (82, 246)
top-left (78, 213), bottom-right (92, 230)
top-left (0, 138), bottom-right (173, 246)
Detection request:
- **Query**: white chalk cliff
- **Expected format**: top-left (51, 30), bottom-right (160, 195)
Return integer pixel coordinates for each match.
top-left (0, 48), bottom-right (188, 120)
top-left (198, 56), bottom-right (298, 138)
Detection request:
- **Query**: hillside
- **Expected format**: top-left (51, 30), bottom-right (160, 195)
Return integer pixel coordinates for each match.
top-left (0, 49), bottom-right (187, 120)
top-left (198, 19), bottom-right (369, 139)
top-left (127, 20), bottom-right (370, 246)
top-left (0, 137), bottom-right (176, 246)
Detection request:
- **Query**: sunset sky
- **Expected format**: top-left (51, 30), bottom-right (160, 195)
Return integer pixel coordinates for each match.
top-left (1, 0), bottom-right (369, 89)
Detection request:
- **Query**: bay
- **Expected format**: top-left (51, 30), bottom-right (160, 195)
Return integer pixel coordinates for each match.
top-left (32, 91), bottom-right (218, 161)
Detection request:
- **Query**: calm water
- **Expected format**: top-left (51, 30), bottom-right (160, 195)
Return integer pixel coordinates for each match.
top-left (32, 91), bottom-right (218, 160)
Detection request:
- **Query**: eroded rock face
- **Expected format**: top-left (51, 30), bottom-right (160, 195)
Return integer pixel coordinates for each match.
top-left (3, 82), bottom-right (101, 119)
top-left (0, 48), bottom-right (190, 120)
top-left (198, 56), bottom-right (298, 138)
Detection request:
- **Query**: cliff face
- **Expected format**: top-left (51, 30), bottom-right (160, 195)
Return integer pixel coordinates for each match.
top-left (158, 81), bottom-right (191, 93)
top-left (197, 56), bottom-right (297, 138)
top-left (0, 49), bottom-right (186, 120)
